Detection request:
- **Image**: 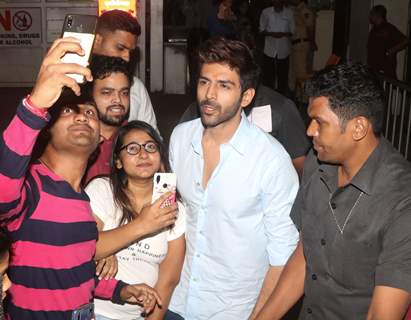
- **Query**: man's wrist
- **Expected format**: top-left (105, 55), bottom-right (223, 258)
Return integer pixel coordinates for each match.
top-left (23, 95), bottom-right (49, 119)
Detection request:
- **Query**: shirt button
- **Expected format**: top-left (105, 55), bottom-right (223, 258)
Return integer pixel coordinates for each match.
top-left (320, 239), bottom-right (326, 246)
top-left (307, 307), bottom-right (313, 314)
top-left (311, 274), bottom-right (317, 280)
top-left (331, 203), bottom-right (337, 209)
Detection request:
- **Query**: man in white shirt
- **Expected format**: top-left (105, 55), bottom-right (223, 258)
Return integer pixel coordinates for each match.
top-left (259, 0), bottom-right (295, 95)
top-left (93, 9), bottom-right (159, 132)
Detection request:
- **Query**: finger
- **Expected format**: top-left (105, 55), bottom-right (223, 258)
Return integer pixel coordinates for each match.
top-left (106, 259), bottom-right (118, 279)
top-left (100, 260), bottom-right (112, 280)
top-left (48, 37), bottom-right (81, 52)
top-left (95, 259), bottom-right (105, 276)
top-left (46, 41), bottom-right (85, 65)
top-left (153, 191), bottom-right (173, 207)
top-left (159, 202), bottom-right (178, 215)
top-left (144, 287), bottom-right (162, 307)
top-left (48, 63), bottom-right (92, 80)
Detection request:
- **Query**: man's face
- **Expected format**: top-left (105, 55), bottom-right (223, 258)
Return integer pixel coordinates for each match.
top-left (93, 30), bottom-right (137, 62)
top-left (197, 62), bottom-right (248, 128)
top-left (272, 0), bottom-right (283, 10)
top-left (92, 72), bottom-right (130, 127)
top-left (49, 104), bottom-right (100, 153)
top-left (306, 96), bottom-right (353, 163)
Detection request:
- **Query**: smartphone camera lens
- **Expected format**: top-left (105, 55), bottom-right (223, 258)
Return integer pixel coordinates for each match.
top-left (67, 16), bottom-right (73, 28)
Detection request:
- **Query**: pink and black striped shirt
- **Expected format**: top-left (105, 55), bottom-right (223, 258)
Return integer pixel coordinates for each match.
top-left (0, 101), bottom-right (126, 320)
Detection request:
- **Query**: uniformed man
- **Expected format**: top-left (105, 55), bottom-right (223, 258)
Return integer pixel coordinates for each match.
top-left (289, 0), bottom-right (315, 91)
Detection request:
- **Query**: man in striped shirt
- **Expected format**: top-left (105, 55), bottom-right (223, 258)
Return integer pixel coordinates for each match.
top-left (0, 38), bottom-right (161, 320)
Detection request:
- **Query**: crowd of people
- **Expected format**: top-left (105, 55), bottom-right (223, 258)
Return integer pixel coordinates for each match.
top-left (0, 3), bottom-right (411, 320)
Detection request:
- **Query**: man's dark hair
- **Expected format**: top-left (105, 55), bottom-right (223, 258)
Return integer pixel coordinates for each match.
top-left (96, 9), bottom-right (141, 37)
top-left (370, 5), bottom-right (387, 21)
top-left (198, 37), bottom-right (259, 91)
top-left (305, 62), bottom-right (385, 135)
top-left (89, 54), bottom-right (133, 84)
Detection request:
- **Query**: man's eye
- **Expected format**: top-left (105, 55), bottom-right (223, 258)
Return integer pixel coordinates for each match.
top-left (62, 107), bottom-right (73, 114)
top-left (122, 90), bottom-right (130, 97)
top-left (85, 109), bottom-right (96, 116)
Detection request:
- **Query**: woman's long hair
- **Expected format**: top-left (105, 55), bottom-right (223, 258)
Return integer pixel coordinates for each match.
top-left (110, 121), bottom-right (171, 226)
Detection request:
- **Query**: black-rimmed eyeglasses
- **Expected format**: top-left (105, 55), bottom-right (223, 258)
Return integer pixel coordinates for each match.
top-left (119, 141), bottom-right (159, 155)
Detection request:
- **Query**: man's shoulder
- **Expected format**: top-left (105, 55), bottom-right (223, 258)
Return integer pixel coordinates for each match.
top-left (171, 118), bottom-right (201, 143)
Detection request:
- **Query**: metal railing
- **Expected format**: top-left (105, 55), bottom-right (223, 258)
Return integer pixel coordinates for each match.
top-left (382, 77), bottom-right (411, 161)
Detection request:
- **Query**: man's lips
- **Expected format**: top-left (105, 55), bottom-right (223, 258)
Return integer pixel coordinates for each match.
top-left (107, 105), bottom-right (126, 114)
top-left (68, 124), bottom-right (92, 134)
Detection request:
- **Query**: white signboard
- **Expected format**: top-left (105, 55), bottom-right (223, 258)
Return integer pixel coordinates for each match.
top-left (0, 7), bottom-right (41, 47)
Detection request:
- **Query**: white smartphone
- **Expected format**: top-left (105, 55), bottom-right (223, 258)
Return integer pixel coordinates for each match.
top-left (152, 173), bottom-right (177, 208)
top-left (61, 14), bottom-right (97, 83)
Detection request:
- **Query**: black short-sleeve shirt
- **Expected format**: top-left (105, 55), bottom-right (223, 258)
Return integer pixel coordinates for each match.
top-left (292, 139), bottom-right (411, 319)
top-left (179, 85), bottom-right (311, 159)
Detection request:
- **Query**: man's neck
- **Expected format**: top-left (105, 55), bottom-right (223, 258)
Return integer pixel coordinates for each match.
top-left (203, 114), bottom-right (242, 146)
top-left (338, 136), bottom-right (380, 187)
top-left (40, 147), bottom-right (90, 192)
top-left (100, 122), bottom-right (119, 140)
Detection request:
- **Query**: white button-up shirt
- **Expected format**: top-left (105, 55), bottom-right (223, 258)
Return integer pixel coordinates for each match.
top-left (168, 115), bottom-right (299, 319)
top-left (260, 6), bottom-right (295, 59)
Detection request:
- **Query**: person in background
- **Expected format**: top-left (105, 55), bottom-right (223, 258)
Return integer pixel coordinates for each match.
top-left (256, 63), bottom-right (411, 320)
top-left (288, 0), bottom-right (316, 92)
top-left (0, 229), bottom-right (11, 320)
top-left (86, 121), bottom-right (185, 320)
top-left (259, 0), bottom-right (294, 95)
top-left (367, 5), bottom-right (409, 79)
top-left (93, 10), bottom-right (159, 132)
top-left (84, 55), bottom-right (132, 184)
top-left (0, 37), bottom-right (162, 320)
top-left (168, 37), bottom-right (299, 319)
top-left (207, 0), bottom-right (237, 39)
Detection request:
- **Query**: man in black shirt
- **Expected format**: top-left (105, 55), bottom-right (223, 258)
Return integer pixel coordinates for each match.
top-left (256, 63), bottom-right (411, 320)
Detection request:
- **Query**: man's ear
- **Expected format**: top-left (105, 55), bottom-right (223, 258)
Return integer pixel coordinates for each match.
top-left (93, 33), bottom-right (102, 51)
top-left (351, 116), bottom-right (370, 141)
top-left (240, 88), bottom-right (256, 109)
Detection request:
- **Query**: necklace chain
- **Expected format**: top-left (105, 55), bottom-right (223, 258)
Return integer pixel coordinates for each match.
top-left (328, 191), bottom-right (364, 234)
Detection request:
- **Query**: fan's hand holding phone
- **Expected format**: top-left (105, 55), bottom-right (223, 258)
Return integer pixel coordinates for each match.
top-left (152, 173), bottom-right (176, 208)
top-left (61, 14), bottom-right (97, 83)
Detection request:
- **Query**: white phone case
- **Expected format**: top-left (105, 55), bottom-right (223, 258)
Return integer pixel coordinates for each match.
top-left (152, 173), bottom-right (177, 207)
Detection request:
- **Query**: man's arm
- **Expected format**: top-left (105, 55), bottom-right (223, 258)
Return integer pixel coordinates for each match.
top-left (387, 38), bottom-right (409, 56)
top-left (366, 286), bottom-right (411, 320)
top-left (0, 38), bottom-right (91, 222)
top-left (255, 240), bottom-right (306, 320)
top-left (249, 266), bottom-right (284, 319)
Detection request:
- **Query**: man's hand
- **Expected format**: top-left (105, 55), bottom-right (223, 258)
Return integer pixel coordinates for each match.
top-left (95, 255), bottom-right (118, 280)
top-left (30, 37), bottom-right (93, 109)
top-left (120, 284), bottom-right (163, 315)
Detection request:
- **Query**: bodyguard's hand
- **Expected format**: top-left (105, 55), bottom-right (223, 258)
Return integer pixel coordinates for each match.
top-left (120, 284), bottom-right (163, 314)
top-left (133, 192), bottom-right (178, 235)
top-left (30, 37), bottom-right (93, 109)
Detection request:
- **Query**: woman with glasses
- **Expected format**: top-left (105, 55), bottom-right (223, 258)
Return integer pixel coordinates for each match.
top-left (86, 121), bottom-right (186, 320)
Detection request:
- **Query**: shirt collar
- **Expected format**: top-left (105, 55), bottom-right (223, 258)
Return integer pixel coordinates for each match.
top-left (190, 113), bottom-right (251, 157)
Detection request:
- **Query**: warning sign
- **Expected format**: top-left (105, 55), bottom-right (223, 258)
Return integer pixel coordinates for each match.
top-left (0, 8), bottom-right (41, 47)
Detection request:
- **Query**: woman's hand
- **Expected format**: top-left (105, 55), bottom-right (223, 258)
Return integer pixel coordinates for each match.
top-left (120, 284), bottom-right (163, 315)
top-left (133, 192), bottom-right (178, 236)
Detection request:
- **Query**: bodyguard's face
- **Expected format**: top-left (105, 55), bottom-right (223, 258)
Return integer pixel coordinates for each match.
top-left (306, 97), bottom-right (353, 163)
top-left (49, 104), bottom-right (100, 153)
top-left (93, 30), bottom-right (137, 62)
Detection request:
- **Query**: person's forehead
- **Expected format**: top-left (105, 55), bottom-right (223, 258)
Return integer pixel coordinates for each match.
top-left (103, 30), bottom-right (137, 47)
top-left (200, 63), bottom-right (241, 81)
top-left (94, 72), bottom-right (130, 88)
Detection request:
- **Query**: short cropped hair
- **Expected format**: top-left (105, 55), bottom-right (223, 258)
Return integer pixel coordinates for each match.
top-left (96, 9), bottom-right (141, 37)
top-left (89, 54), bottom-right (133, 84)
top-left (305, 63), bottom-right (385, 135)
top-left (198, 37), bottom-right (259, 91)
top-left (370, 5), bottom-right (387, 20)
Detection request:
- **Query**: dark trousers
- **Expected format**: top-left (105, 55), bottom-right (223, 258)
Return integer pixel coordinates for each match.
top-left (164, 310), bottom-right (185, 320)
top-left (261, 54), bottom-right (289, 95)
